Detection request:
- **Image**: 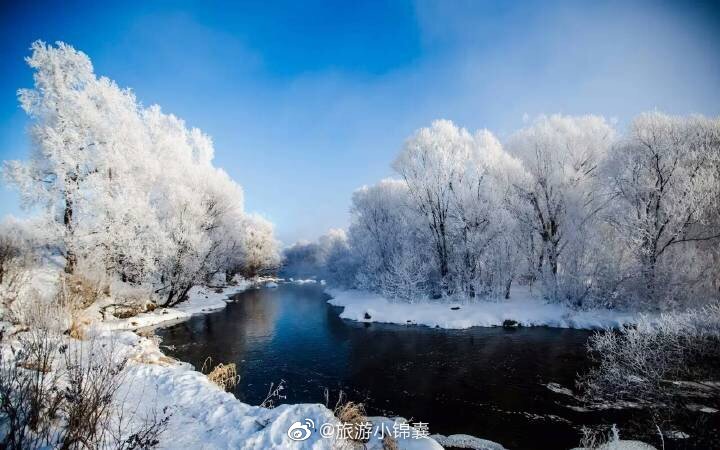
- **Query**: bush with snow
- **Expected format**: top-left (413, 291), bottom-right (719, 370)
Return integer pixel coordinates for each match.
top-left (579, 305), bottom-right (720, 447)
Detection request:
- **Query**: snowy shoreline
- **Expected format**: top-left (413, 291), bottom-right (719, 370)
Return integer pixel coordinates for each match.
top-left (326, 287), bottom-right (642, 330)
top-left (94, 280), bottom-right (454, 449)
top-left (101, 280), bottom-right (257, 331)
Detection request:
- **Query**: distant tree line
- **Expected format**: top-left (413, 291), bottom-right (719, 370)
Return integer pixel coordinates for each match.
top-left (286, 115), bottom-right (720, 310)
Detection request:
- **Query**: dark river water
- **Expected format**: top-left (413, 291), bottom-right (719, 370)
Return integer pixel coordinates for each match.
top-left (157, 283), bottom-right (633, 450)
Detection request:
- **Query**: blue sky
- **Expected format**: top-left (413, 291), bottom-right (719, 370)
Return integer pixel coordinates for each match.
top-left (1, 0), bottom-right (719, 244)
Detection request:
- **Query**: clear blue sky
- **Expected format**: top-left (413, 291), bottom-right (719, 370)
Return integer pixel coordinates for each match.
top-left (1, 0), bottom-right (719, 244)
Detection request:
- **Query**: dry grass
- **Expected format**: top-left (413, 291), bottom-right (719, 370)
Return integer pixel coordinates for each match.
top-left (201, 357), bottom-right (239, 391)
top-left (132, 354), bottom-right (177, 366)
top-left (67, 319), bottom-right (87, 340)
top-left (382, 434), bottom-right (399, 450)
top-left (333, 391), bottom-right (370, 444)
top-left (65, 274), bottom-right (108, 309)
top-left (17, 359), bottom-right (51, 373)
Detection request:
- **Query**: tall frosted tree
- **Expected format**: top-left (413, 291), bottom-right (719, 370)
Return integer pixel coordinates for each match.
top-left (506, 115), bottom-right (616, 302)
top-left (4, 42), bottom-right (115, 273)
top-left (3, 41), bottom-right (281, 307)
top-left (393, 120), bottom-right (521, 295)
top-left (606, 112), bottom-right (720, 307)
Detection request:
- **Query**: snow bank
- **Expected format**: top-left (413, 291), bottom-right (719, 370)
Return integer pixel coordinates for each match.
top-left (117, 331), bottom-right (445, 449)
top-left (430, 434), bottom-right (506, 449)
top-left (288, 278), bottom-right (319, 284)
top-left (327, 288), bottom-right (641, 330)
top-left (103, 281), bottom-right (252, 331)
top-left (571, 441), bottom-right (657, 450)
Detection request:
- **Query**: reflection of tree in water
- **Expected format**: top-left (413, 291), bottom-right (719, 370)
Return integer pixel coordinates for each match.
top-left (158, 288), bottom-right (280, 393)
top-left (232, 288), bottom-right (280, 340)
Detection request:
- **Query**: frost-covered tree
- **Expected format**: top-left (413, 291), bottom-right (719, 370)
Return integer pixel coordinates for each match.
top-left (393, 120), bottom-right (523, 297)
top-left (346, 179), bottom-right (433, 299)
top-left (445, 129), bottom-right (523, 297)
top-left (3, 42), bottom-right (133, 274)
top-left (392, 120), bottom-right (469, 291)
top-left (316, 229), bottom-right (356, 287)
top-left (347, 179), bottom-right (415, 289)
top-left (282, 229), bottom-right (356, 286)
top-left (506, 115), bottom-right (616, 303)
top-left (238, 214), bottom-right (281, 278)
top-left (605, 113), bottom-right (720, 308)
top-left (281, 240), bottom-right (323, 280)
top-left (2, 41), bottom-right (279, 307)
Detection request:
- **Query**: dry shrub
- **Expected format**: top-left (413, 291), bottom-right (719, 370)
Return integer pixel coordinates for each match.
top-left (106, 304), bottom-right (143, 319)
top-left (201, 357), bottom-right (239, 391)
top-left (332, 391), bottom-right (370, 444)
top-left (259, 379), bottom-right (287, 408)
top-left (129, 351), bottom-right (177, 367)
top-left (68, 322), bottom-right (85, 340)
top-left (0, 331), bottom-right (169, 449)
top-left (65, 273), bottom-right (107, 309)
top-left (382, 434), bottom-right (399, 450)
top-left (7, 279), bottom-right (72, 333)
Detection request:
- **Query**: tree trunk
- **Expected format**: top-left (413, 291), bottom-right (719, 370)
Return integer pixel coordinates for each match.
top-left (63, 193), bottom-right (76, 274)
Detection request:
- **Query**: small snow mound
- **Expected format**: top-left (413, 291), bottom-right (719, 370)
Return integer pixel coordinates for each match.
top-left (572, 440), bottom-right (657, 450)
top-left (545, 382), bottom-right (574, 396)
top-left (686, 403), bottom-right (718, 413)
top-left (265, 282), bottom-right (279, 288)
top-left (430, 433), bottom-right (506, 450)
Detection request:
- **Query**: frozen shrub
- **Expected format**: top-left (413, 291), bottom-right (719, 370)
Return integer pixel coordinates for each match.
top-left (331, 391), bottom-right (370, 446)
top-left (0, 331), bottom-right (169, 449)
top-left (200, 357), bottom-right (239, 392)
top-left (579, 304), bottom-right (720, 446)
top-left (259, 379), bottom-right (287, 408)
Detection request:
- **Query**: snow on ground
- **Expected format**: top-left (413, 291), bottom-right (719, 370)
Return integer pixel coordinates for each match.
top-left (327, 287), bottom-right (641, 330)
top-left (571, 441), bottom-right (657, 450)
top-left (101, 281), bottom-right (253, 331)
top-left (430, 433), bottom-right (506, 449)
top-left (111, 329), bottom-right (446, 449)
top-left (287, 278), bottom-right (319, 284)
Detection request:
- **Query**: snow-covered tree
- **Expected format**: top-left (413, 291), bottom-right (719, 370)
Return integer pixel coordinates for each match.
top-left (506, 115), bottom-right (616, 303)
top-left (238, 214), bottom-right (281, 278)
top-left (393, 120), bottom-right (523, 297)
top-left (3, 41), bottom-right (280, 307)
top-left (605, 112), bottom-right (720, 308)
top-left (3, 42), bottom-right (130, 274)
top-left (282, 229), bottom-right (356, 286)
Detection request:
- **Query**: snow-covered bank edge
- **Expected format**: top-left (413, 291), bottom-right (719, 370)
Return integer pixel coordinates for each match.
top-left (93, 328), bottom-right (451, 449)
top-left (326, 288), bottom-right (642, 330)
top-left (99, 280), bottom-right (451, 449)
top-left (2, 275), bottom-right (452, 449)
top-left (101, 277), bottom-right (328, 332)
top-left (100, 279), bottom-right (260, 331)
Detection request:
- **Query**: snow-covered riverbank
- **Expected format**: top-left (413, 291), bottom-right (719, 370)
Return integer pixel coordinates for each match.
top-left (327, 287), bottom-right (641, 330)
top-left (101, 281), bottom-right (256, 331)
top-left (98, 328), bottom-right (449, 449)
top-left (2, 275), bottom-right (453, 449)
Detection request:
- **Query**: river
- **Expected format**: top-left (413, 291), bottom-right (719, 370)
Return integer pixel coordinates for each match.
top-left (156, 283), bottom-right (632, 450)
